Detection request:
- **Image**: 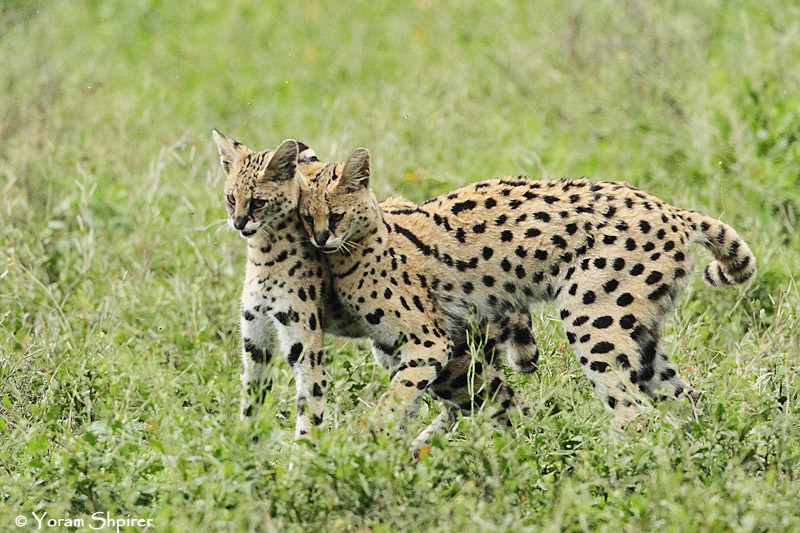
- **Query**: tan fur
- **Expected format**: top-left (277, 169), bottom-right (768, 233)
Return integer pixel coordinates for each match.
top-left (214, 131), bottom-right (332, 440)
top-left (215, 134), bottom-right (530, 446)
top-left (298, 149), bottom-right (756, 425)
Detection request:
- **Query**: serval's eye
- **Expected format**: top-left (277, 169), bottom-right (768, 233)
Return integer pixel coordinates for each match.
top-left (250, 198), bottom-right (267, 210)
top-left (328, 212), bottom-right (344, 231)
top-left (225, 194), bottom-right (235, 207)
top-left (302, 214), bottom-right (314, 225)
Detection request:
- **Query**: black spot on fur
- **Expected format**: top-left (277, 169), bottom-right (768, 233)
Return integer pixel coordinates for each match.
top-left (647, 284), bottom-right (670, 301)
top-left (394, 224), bottom-right (433, 256)
top-left (660, 368), bottom-right (676, 381)
top-left (592, 316), bottom-right (613, 329)
top-left (603, 279), bottom-right (619, 293)
top-left (616, 293), bottom-right (634, 306)
top-left (645, 271), bottom-right (663, 285)
top-left (244, 342), bottom-right (267, 364)
top-left (513, 328), bottom-right (533, 345)
top-left (551, 235), bottom-right (567, 249)
top-left (619, 314), bottom-right (636, 329)
top-left (573, 315), bottom-right (589, 326)
top-left (288, 343), bottom-right (303, 366)
top-left (366, 309), bottom-right (385, 324)
top-left (591, 342), bottom-right (614, 354)
top-left (568, 283), bottom-right (578, 295)
top-left (451, 200), bottom-right (477, 215)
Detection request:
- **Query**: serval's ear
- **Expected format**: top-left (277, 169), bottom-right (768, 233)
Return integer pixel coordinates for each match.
top-left (337, 148), bottom-right (371, 193)
top-left (212, 129), bottom-right (248, 174)
top-left (295, 141), bottom-right (320, 165)
top-left (295, 141), bottom-right (322, 181)
top-left (266, 139), bottom-right (299, 181)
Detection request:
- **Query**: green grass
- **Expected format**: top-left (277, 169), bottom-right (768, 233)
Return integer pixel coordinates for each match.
top-left (1, 0), bottom-right (799, 530)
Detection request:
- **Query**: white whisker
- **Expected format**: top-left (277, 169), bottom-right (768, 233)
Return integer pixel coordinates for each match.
top-left (203, 219), bottom-right (228, 232)
top-left (345, 239), bottom-right (365, 250)
top-left (257, 226), bottom-right (274, 240)
top-left (255, 221), bottom-right (276, 238)
top-left (213, 224), bottom-right (229, 238)
top-left (339, 240), bottom-right (358, 256)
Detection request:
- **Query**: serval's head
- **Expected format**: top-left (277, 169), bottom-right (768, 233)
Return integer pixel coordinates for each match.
top-left (297, 147), bottom-right (380, 252)
top-left (213, 130), bottom-right (311, 239)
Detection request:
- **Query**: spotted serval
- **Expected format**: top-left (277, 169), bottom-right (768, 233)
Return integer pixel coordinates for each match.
top-left (213, 132), bottom-right (536, 446)
top-left (213, 130), bottom-right (334, 440)
top-left (297, 148), bottom-right (756, 426)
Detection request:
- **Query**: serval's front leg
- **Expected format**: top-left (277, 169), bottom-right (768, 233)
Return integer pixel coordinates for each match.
top-left (238, 303), bottom-right (278, 419)
top-left (271, 307), bottom-right (328, 441)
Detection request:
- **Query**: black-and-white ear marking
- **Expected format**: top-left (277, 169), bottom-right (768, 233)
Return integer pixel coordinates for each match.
top-left (212, 129), bottom-right (246, 174)
top-left (339, 147), bottom-right (371, 193)
top-left (266, 139), bottom-right (300, 180)
top-left (296, 141), bottom-right (320, 165)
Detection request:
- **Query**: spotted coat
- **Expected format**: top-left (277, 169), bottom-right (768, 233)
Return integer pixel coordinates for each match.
top-left (297, 148), bottom-right (756, 425)
top-left (214, 131), bottom-right (336, 440)
top-left (213, 132), bottom-right (529, 444)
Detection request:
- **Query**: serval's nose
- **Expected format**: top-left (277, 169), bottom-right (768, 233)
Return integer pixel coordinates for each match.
top-left (313, 229), bottom-right (330, 247)
top-left (233, 216), bottom-right (248, 230)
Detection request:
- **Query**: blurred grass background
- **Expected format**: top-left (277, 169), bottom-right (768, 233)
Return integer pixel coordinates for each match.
top-left (1, 0), bottom-right (799, 531)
